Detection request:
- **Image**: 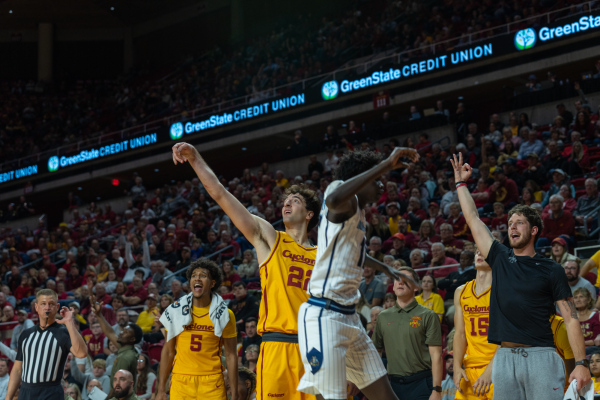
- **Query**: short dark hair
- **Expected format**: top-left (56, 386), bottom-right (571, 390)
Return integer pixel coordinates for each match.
top-left (232, 281), bottom-right (246, 289)
top-left (128, 323), bottom-right (143, 344)
top-left (186, 259), bottom-right (222, 294)
top-left (245, 317), bottom-right (258, 326)
top-left (0, 359), bottom-right (9, 368)
top-left (508, 204), bottom-right (544, 240)
top-left (113, 295), bottom-right (124, 304)
top-left (284, 184), bottom-right (322, 232)
top-left (334, 151), bottom-right (383, 182)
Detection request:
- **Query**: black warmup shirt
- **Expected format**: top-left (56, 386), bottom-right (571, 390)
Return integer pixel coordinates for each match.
top-left (16, 322), bottom-right (72, 386)
top-left (486, 241), bottom-right (572, 347)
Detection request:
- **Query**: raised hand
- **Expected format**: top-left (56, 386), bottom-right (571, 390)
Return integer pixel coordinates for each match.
top-left (449, 153), bottom-right (473, 183)
top-left (172, 142), bottom-right (199, 165)
top-left (387, 147), bottom-right (420, 170)
top-left (89, 294), bottom-right (103, 315)
top-left (56, 307), bottom-right (75, 325)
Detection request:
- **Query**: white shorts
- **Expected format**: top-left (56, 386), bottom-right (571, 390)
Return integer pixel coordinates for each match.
top-left (297, 302), bottom-right (387, 399)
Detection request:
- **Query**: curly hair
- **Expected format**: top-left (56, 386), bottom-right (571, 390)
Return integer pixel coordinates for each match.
top-left (334, 151), bottom-right (383, 181)
top-left (186, 258), bottom-right (223, 294)
top-left (507, 204), bottom-right (544, 240)
top-left (284, 184), bottom-right (322, 232)
top-left (238, 367), bottom-right (257, 400)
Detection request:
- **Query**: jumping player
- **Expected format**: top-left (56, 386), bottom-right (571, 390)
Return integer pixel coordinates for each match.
top-left (450, 152), bottom-right (590, 399)
top-left (172, 142), bottom-right (321, 400)
top-left (298, 149), bottom-right (421, 400)
top-left (453, 249), bottom-right (497, 399)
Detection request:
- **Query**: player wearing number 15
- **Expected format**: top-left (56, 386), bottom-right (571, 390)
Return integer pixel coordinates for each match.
top-left (172, 142), bottom-right (321, 400)
top-left (453, 250), bottom-right (497, 400)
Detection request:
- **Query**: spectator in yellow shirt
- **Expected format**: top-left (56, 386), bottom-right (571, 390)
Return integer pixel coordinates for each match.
top-left (415, 274), bottom-right (445, 322)
top-left (136, 293), bottom-right (159, 333)
top-left (275, 170), bottom-right (289, 188)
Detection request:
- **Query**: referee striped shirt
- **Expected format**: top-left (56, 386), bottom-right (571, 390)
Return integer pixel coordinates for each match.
top-left (16, 322), bottom-right (72, 386)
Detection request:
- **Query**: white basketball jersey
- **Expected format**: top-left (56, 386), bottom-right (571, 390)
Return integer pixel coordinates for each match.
top-left (308, 180), bottom-right (367, 306)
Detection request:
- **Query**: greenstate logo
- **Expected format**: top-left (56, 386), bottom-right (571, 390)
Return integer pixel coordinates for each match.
top-left (170, 122), bottom-right (184, 140)
top-left (321, 81), bottom-right (339, 100)
top-left (514, 28), bottom-right (536, 50)
top-left (48, 156), bottom-right (59, 172)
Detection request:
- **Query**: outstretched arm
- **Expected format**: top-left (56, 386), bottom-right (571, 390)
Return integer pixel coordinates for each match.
top-left (173, 143), bottom-right (276, 256)
top-left (90, 294), bottom-right (119, 349)
top-left (364, 255), bottom-right (420, 289)
top-left (326, 147), bottom-right (419, 221)
top-left (450, 153), bottom-right (494, 258)
top-left (558, 297), bottom-right (591, 391)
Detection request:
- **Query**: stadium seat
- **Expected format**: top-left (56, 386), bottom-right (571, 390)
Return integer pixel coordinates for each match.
top-left (146, 341), bottom-right (165, 363)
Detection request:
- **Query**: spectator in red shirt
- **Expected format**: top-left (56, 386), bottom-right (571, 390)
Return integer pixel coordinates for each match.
top-left (216, 231), bottom-right (241, 259)
top-left (439, 223), bottom-right (464, 260)
top-left (490, 202), bottom-right (508, 235)
top-left (404, 197), bottom-right (427, 229)
top-left (41, 255), bottom-right (58, 277)
top-left (222, 260), bottom-right (242, 289)
top-left (542, 184), bottom-right (577, 219)
top-left (426, 202), bottom-right (445, 234)
top-left (574, 287), bottom-right (600, 353)
top-left (413, 220), bottom-right (440, 255)
top-left (87, 321), bottom-right (106, 357)
top-left (446, 202), bottom-right (469, 239)
top-left (429, 242), bottom-right (459, 279)
top-left (66, 264), bottom-right (84, 291)
top-left (123, 276), bottom-right (148, 306)
top-left (0, 305), bottom-right (18, 331)
top-left (56, 281), bottom-right (70, 300)
top-left (14, 275), bottom-right (32, 305)
top-left (93, 283), bottom-right (112, 305)
top-left (6, 266), bottom-right (22, 293)
top-left (486, 168), bottom-right (519, 212)
top-left (415, 132), bottom-right (431, 153)
top-left (537, 193), bottom-right (576, 249)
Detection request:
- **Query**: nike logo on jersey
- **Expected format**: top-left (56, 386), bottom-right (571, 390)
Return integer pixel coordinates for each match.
top-left (387, 322), bottom-right (393, 325)
top-left (462, 296), bottom-right (471, 299)
top-left (553, 388), bottom-right (559, 390)
top-left (283, 240), bottom-right (295, 243)
top-left (216, 383), bottom-right (223, 388)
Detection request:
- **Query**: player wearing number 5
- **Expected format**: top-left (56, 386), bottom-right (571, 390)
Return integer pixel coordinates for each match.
top-left (453, 250), bottom-right (497, 400)
top-left (156, 259), bottom-right (238, 400)
top-left (172, 142), bottom-right (321, 400)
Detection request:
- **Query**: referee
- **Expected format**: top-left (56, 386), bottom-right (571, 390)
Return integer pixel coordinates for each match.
top-left (4, 289), bottom-right (88, 400)
top-left (450, 153), bottom-right (590, 399)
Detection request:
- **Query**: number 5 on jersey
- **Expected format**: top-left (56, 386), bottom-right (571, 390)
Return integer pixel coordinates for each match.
top-left (287, 266), bottom-right (312, 291)
top-left (190, 334), bottom-right (202, 351)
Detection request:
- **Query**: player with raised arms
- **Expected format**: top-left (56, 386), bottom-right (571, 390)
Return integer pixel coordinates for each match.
top-left (450, 152), bottom-right (590, 399)
top-left (453, 249), bottom-right (496, 399)
top-left (297, 148), bottom-right (422, 400)
top-left (172, 142), bottom-right (321, 400)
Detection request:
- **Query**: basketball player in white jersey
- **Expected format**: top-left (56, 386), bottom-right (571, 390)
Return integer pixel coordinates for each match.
top-left (297, 148), bottom-right (420, 400)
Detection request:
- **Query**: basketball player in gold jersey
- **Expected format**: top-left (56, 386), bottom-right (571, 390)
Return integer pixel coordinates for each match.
top-left (453, 249), bottom-right (497, 399)
top-left (173, 143), bottom-right (321, 400)
top-left (550, 312), bottom-right (575, 392)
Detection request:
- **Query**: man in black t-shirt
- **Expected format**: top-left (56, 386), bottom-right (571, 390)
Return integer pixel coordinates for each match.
top-left (450, 153), bottom-right (590, 400)
top-left (5, 289), bottom-right (88, 400)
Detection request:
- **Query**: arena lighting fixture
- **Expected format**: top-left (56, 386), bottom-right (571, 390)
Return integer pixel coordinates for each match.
top-left (241, 147), bottom-right (247, 151)
top-left (77, 187), bottom-right (82, 190)
top-left (154, 169), bottom-right (159, 172)
top-left (96, 197), bottom-right (101, 200)
top-left (9, 10), bottom-right (12, 13)
top-left (110, 7), bottom-right (114, 10)
top-left (112, 179), bottom-right (119, 186)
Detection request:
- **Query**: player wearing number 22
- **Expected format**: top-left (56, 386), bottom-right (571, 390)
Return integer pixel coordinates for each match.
top-left (171, 142), bottom-right (322, 400)
top-left (453, 249), bottom-right (497, 400)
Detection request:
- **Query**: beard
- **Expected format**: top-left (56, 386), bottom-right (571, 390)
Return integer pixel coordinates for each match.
top-left (113, 383), bottom-right (131, 398)
top-left (510, 230), bottom-right (532, 249)
top-left (566, 274), bottom-right (578, 282)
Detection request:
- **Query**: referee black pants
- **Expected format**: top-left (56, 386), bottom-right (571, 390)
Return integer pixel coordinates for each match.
top-left (389, 370), bottom-right (433, 400)
top-left (19, 383), bottom-right (64, 400)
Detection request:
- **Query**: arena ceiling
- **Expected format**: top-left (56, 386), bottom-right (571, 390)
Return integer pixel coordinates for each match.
top-left (0, 0), bottom-right (207, 29)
